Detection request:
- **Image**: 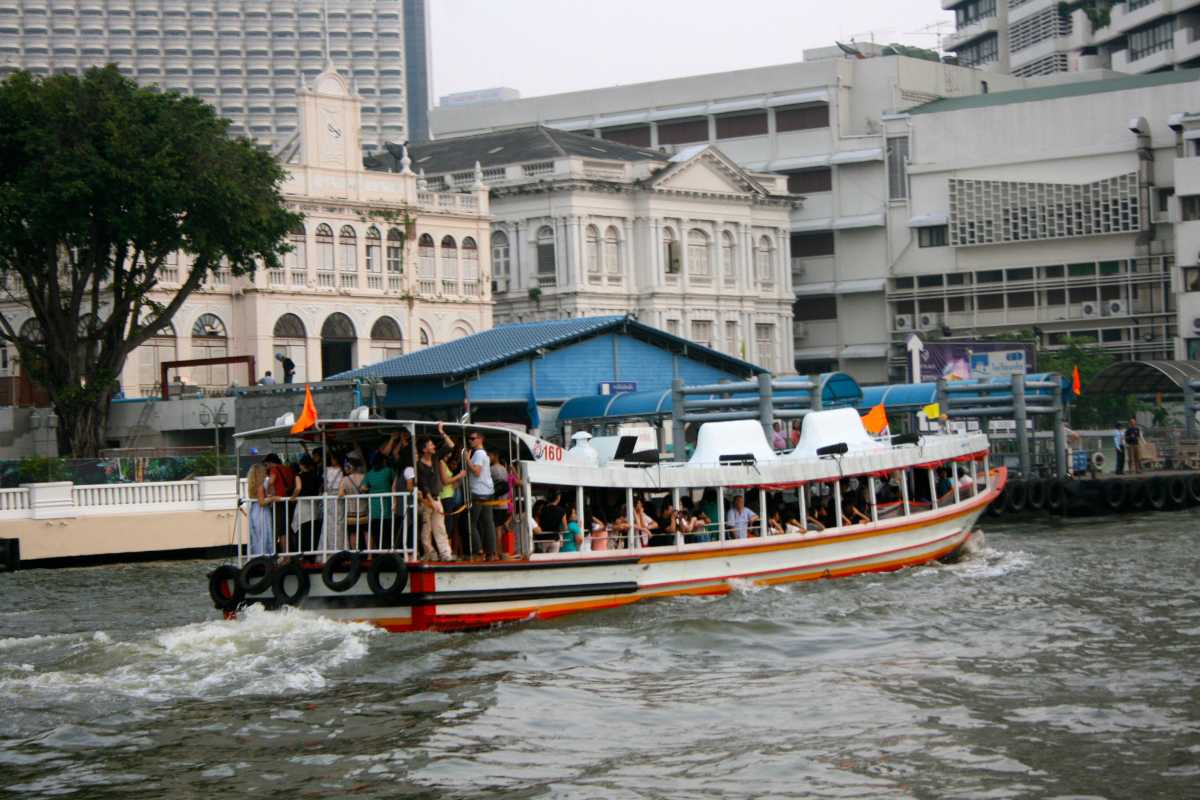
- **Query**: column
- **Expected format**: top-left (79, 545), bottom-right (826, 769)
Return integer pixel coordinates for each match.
top-left (679, 218), bottom-right (690, 289)
top-left (573, 215), bottom-right (585, 288)
top-left (650, 218), bottom-right (662, 288)
top-left (511, 220), bottom-right (522, 291)
top-left (623, 217), bottom-right (635, 289)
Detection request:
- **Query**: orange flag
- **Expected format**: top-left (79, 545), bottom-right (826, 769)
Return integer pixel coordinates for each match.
top-left (290, 384), bottom-right (318, 434)
top-left (862, 402), bottom-right (889, 435)
top-left (1071, 365), bottom-right (1082, 397)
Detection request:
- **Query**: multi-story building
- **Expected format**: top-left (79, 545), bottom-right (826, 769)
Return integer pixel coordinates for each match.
top-left (886, 69), bottom-right (1200, 378)
top-left (430, 51), bottom-right (1019, 382)
top-left (373, 127), bottom-right (799, 374)
top-left (0, 0), bottom-right (422, 152)
top-left (943, 0), bottom-right (1200, 78)
top-left (1, 64), bottom-right (491, 399)
top-left (401, 0), bottom-right (430, 142)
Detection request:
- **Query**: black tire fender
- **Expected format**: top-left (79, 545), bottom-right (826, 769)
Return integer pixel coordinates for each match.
top-left (1146, 478), bottom-right (1168, 510)
top-left (1026, 479), bottom-right (1047, 510)
top-left (1167, 476), bottom-right (1187, 507)
top-left (1045, 479), bottom-right (1068, 513)
top-left (1006, 480), bottom-right (1028, 513)
top-left (208, 564), bottom-right (244, 613)
top-left (1189, 474), bottom-right (1200, 505)
top-left (1128, 481), bottom-right (1149, 510)
top-left (321, 550), bottom-right (362, 592)
top-left (367, 553), bottom-right (408, 600)
top-left (1103, 480), bottom-right (1127, 511)
top-left (238, 555), bottom-right (275, 595)
top-left (271, 560), bottom-right (311, 606)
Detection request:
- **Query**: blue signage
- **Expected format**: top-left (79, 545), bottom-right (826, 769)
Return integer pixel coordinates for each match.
top-left (598, 381), bottom-right (638, 395)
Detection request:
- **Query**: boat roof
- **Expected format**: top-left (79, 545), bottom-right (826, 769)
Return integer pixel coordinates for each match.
top-left (234, 419), bottom-right (547, 461)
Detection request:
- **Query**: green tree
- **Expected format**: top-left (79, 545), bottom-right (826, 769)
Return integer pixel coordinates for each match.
top-left (1037, 336), bottom-right (1134, 428)
top-left (0, 66), bottom-right (301, 456)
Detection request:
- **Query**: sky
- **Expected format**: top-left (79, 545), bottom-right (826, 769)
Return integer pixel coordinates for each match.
top-left (429, 0), bottom-right (955, 102)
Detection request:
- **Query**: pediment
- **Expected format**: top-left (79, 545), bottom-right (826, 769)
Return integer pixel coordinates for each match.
top-left (652, 150), bottom-right (764, 196)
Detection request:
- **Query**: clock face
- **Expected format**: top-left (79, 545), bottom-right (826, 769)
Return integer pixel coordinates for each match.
top-left (319, 105), bottom-right (345, 165)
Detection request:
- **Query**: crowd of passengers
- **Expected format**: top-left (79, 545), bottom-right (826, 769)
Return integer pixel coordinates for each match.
top-left (242, 424), bottom-right (520, 562)
top-left (526, 465), bottom-right (976, 553)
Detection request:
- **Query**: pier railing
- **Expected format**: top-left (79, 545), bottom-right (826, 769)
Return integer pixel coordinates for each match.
top-left (0, 475), bottom-right (239, 521)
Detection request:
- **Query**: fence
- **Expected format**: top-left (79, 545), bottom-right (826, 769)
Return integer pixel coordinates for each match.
top-left (0, 475), bottom-right (239, 521)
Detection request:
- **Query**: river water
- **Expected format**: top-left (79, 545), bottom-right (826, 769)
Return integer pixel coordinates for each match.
top-left (1, 511), bottom-right (1198, 799)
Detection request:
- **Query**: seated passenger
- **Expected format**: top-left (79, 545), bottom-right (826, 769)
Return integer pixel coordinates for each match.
top-left (631, 499), bottom-right (658, 547)
top-left (590, 513), bottom-right (609, 551)
top-left (767, 510), bottom-right (785, 535)
top-left (535, 491), bottom-right (566, 553)
top-left (561, 506), bottom-right (585, 553)
top-left (653, 502), bottom-right (681, 547)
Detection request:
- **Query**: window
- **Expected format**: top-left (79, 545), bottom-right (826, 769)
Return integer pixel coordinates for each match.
top-left (663, 227), bottom-right (680, 274)
top-left (791, 232), bottom-right (834, 257)
top-left (1128, 17), bottom-right (1174, 61)
top-left (190, 314), bottom-right (228, 388)
top-left (604, 226), bottom-right (621, 276)
top-left (955, 0), bottom-right (995, 26)
top-left (785, 168), bottom-right (832, 194)
top-left (665, 319), bottom-right (681, 337)
top-left (585, 225), bottom-right (601, 277)
top-left (369, 317), bottom-right (403, 363)
top-left (775, 104), bottom-right (828, 132)
top-left (715, 111), bottom-right (767, 139)
top-left (338, 226), bottom-right (356, 269)
top-left (756, 323), bottom-right (776, 372)
top-left (1181, 195), bottom-right (1200, 222)
top-left (386, 228), bottom-right (404, 273)
top-left (794, 296), bottom-right (838, 321)
top-left (657, 117), bottom-right (708, 146)
top-left (440, 235), bottom-right (458, 290)
top-left (285, 225), bottom-right (306, 270)
top-left (721, 231), bottom-right (736, 284)
top-left (725, 320), bottom-right (739, 354)
top-left (754, 236), bottom-right (774, 284)
top-left (1156, 187), bottom-right (1174, 215)
top-left (316, 223), bottom-right (334, 270)
top-left (365, 227), bottom-right (381, 272)
top-left (600, 125), bottom-right (650, 147)
top-left (887, 137), bottom-right (909, 200)
top-left (958, 34), bottom-right (999, 67)
top-left (418, 233), bottom-right (435, 284)
top-left (691, 320), bottom-right (714, 348)
top-left (688, 229), bottom-right (711, 278)
top-left (918, 226), bottom-right (948, 247)
top-left (1008, 7), bottom-right (1068, 53)
top-left (491, 231), bottom-right (510, 291)
top-left (536, 226), bottom-right (555, 283)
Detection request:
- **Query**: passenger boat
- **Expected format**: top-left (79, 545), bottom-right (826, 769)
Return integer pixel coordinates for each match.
top-left (208, 408), bottom-right (1005, 632)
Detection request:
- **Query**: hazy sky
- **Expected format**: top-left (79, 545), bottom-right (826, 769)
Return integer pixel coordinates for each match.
top-left (429, 0), bottom-right (955, 101)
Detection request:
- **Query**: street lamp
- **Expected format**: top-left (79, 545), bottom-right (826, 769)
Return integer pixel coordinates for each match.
top-left (198, 401), bottom-right (230, 474)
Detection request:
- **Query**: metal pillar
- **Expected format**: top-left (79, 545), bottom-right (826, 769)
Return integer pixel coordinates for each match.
top-left (671, 377), bottom-right (686, 462)
top-left (1012, 372), bottom-right (1031, 478)
top-left (936, 378), bottom-right (949, 431)
top-left (757, 372), bottom-right (774, 441)
top-left (1052, 379), bottom-right (1067, 479)
top-left (1185, 380), bottom-right (1198, 439)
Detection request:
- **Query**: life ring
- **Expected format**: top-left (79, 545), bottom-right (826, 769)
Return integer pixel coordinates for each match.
top-left (1026, 479), bottom-right (1047, 510)
top-left (238, 555), bottom-right (275, 595)
top-left (1167, 476), bottom-right (1188, 507)
top-left (208, 564), bottom-right (244, 613)
top-left (271, 560), bottom-right (310, 606)
top-left (1145, 479), bottom-right (1167, 511)
top-left (321, 550), bottom-right (362, 592)
top-left (367, 553), bottom-right (408, 600)
top-left (1090, 451), bottom-right (1106, 470)
top-left (1045, 479), bottom-right (1068, 513)
top-left (1103, 480), bottom-right (1127, 511)
top-left (1189, 474), bottom-right (1200, 505)
top-left (1005, 480), bottom-right (1027, 513)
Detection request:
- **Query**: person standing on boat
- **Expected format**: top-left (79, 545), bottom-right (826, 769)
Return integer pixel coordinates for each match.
top-left (771, 421), bottom-right (787, 451)
top-left (289, 454), bottom-right (323, 553)
top-left (1124, 418), bottom-right (1142, 474)
top-left (535, 491), bottom-right (566, 553)
top-left (464, 431), bottom-right (499, 561)
top-left (415, 423), bottom-right (456, 561)
top-left (726, 494), bottom-right (758, 539)
top-left (244, 463), bottom-right (276, 556)
top-left (1113, 422), bottom-right (1126, 475)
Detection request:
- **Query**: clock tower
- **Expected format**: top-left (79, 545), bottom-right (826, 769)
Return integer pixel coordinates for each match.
top-left (297, 66), bottom-right (362, 171)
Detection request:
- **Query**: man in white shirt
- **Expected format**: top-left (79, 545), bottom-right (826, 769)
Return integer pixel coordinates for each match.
top-left (259, 371), bottom-right (276, 385)
top-left (464, 431), bottom-right (498, 560)
top-left (725, 494), bottom-right (758, 539)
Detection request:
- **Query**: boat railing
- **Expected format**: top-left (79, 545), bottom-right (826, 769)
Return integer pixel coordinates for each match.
top-left (235, 490), bottom-right (419, 564)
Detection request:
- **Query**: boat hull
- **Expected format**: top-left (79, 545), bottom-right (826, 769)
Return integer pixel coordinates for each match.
top-left (237, 476), bottom-right (999, 632)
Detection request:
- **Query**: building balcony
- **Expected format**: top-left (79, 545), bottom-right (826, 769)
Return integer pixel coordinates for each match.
top-left (945, 14), bottom-right (998, 51)
top-left (1113, 44), bottom-right (1175, 73)
top-left (1174, 24), bottom-right (1200, 63)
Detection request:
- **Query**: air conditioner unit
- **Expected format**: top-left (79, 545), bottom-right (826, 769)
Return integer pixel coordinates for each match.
top-left (918, 312), bottom-right (942, 330)
top-left (1080, 301), bottom-right (1100, 318)
top-left (895, 314), bottom-right (914, 331)
top-left (795, 321), bottom-right (808, 339)
top-left (1104, 299), bottom-right (1127, 317)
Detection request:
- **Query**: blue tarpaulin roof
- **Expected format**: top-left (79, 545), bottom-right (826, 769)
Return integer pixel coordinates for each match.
top-left (856, 373), bottom-right (1068, 411)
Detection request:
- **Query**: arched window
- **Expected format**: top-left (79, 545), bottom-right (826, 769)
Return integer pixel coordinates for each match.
top-left (585, 225), bottom-right (601, 280)
top-left (450, 323), bottom-right (473, 341)
top-left (491, 231), bottom-right (510, 292)
top-left (18, 318), bottom-right (44, 344)
top-left (315, 223), bottom-right (334, 270)
top-left (440, 234), bottom-right (458, 293)
top-left (136, 321), bottom-right (176, 396)
top-left (190, 313), bottom-right (228, 389)
top-left (604, 226), bottom-right (621, 277)
top-left (536, 225), bottom-right (555, 286)
top-left (285, 224), bottom-right (306, 273)
top-left (663, 226), bottom-right (680, 275)
top-left (386, 228), bottom-right (404, 273)
top-left (272, 313), bottom-right (306, 384)
top-left (321, 312), bottom-right (355, 340)
top-left (721, 230), bottom-right (736, 286)
top-left (419, 328), bottom-right (430, 346)
top-left (688, 228), bottom-right (711, 279)
top-left (364, 226), bottom-right (381, 272)
top-left (338, 225), bottom-right (357, 270)
top-left (369, 315), bottom-right (403, 362)
top-left (320, 312), bottom-right (356, 378)
top-left (417, 233), bottom-right (435, 292)
top-left (461, 236), bottom-right (479, 295)
top-left (755, 235), bottom-right (774, 285)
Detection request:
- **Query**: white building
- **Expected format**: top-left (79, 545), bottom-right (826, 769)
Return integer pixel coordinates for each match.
top-left (431, 52), bottom-right (1019, 382)
top-left (887, 69), bottom-right (1200, 377)
top-left (1, 64), bottom-right (491, 401)
top-left (0, 0), bottom-right (422, 151)
top-left (376, 128), bottom-right (799, 375)
top-left (439, 86), bottom-right (520, 108)
top-left (943, 0), bottom-right (1200, 78)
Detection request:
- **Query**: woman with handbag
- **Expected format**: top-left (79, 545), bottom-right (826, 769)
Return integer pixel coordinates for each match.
top-left (338, 452), bottom-right (369, 550)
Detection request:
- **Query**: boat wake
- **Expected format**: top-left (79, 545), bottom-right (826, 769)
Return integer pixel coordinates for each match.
top-left (0, 605), bottom-right (379, 707)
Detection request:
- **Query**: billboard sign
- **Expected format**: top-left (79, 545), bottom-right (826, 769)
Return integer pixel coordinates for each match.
top-left (918, 341), bottom-right (1035, 383)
